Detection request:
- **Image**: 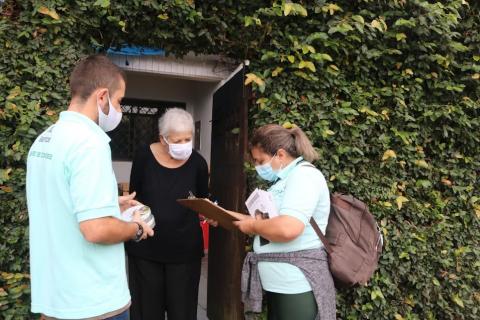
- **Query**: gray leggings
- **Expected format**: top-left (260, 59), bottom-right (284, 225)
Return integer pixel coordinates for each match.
top-left (266, 291), bottom-right (318, 320)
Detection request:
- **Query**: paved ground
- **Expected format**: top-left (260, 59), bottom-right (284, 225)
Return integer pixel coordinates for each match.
top-left (197, 254), bottom-right (209, 320)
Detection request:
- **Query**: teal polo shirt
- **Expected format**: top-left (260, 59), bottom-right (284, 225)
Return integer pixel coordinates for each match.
top-left (253, 157), bottom-right (330, 294)
top-left (26, 111), bottom-right (130, 319)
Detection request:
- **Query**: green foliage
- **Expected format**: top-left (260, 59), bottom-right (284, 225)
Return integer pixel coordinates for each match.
top-left (1, 0), bottom-right (479, 318)
top-left (0, 272), bottom-right (30, 319)
top-left (246, 1), bottom-right (480, 318)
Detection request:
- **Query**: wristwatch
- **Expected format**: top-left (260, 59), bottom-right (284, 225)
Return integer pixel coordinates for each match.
top-left (133, 222), bottom-right (144, 242)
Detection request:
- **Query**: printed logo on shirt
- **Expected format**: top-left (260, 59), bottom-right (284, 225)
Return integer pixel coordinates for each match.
top-left (38, 125), bottom-right (55, 143)
top-left (29, 150), bottom-right (53, 160)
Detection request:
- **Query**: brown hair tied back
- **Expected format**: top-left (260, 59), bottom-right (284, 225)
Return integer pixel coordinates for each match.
top-left (250, 124), bottom-right (319, 162)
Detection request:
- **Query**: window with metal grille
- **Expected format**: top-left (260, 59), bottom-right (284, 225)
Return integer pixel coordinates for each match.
top-left (108, 98), bottom-right (186, 161)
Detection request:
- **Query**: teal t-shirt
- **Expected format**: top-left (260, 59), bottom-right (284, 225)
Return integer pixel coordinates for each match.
top-left (253, 157), bottom-right (330, 294)
top-left (26, 111), bottom-right (130, 319)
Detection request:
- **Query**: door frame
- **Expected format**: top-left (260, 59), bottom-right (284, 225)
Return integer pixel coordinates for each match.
top-left (207, 64), bottom-right (250, 320)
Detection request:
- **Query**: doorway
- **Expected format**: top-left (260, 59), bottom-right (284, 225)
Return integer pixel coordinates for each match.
top-left (109, 54), bottom-right (248, 320)
top-left (111, 71), bottom-right (219, 183)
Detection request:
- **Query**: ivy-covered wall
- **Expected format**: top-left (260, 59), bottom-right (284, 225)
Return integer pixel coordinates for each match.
top-left (1, 0), bottom-right (479, 319)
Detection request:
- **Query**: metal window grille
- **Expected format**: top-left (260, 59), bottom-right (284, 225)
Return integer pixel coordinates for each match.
top-left (108, 98), bottom-right (186, 161)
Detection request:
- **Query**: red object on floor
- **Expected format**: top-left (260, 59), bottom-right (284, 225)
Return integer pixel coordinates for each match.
top-left (199, 216), bottom-right (209, 252)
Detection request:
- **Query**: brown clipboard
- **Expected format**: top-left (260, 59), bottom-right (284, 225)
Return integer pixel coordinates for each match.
top-left (177, 198), bottom-right (247, 230)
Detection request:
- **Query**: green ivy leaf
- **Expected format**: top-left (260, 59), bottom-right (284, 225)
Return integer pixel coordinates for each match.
top-left (38, 6), bottom-right (60, 20)
top-left (298, 60), bottom-right (316, 72)
top-left (6, 87), bottom-right (21, 100)
top-left (311, 53), bottom-right (333, 62)
top-left (284, 3), bottom-right (308, 17)
top-left (393, 18), bottom-right (416, 28)
top-left (305, 32), bottom-right (328, 43)
top-left (93, 0), bottom-right (110, 8)
top-left (452, 294), bottom-right (465, 308)
top-left (396, 33), bottom-right (407, 41)
top-left (321, 3), bottom-right (342, 15)
top-left (449, 41), bottom-right (469, 52)
top-left (352, 15), bottom-right (364, 24)
top-left (371, 289), bottom-right (385, 301)
top-left (118, 21), bottom-right (127, 32)
top-left (414, 159), bottom-right (429, 169)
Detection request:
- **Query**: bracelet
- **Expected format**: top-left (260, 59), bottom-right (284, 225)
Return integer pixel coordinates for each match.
top-left (133, 222), bottom-right (144, 242)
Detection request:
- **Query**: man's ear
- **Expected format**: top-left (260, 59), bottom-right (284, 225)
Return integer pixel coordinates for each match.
top-left (95, 88), bottom-right (109, 112)
top-left (95, 88), bottom-right (108, 102)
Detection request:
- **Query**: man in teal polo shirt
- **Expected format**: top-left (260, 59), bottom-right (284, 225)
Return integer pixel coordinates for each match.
top-left (26, 55), bottom-right (154, 319)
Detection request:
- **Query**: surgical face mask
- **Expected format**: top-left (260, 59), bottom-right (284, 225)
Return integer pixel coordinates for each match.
top-left (255, 155), bottom-right (279, 182)
top-left (163, 137), bottom-right (193, 160)
top-left (98, 95), bottom-right (122, 132)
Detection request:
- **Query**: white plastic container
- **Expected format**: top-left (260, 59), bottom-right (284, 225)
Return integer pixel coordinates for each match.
top-left (121, 204), bottom-right (155, 229)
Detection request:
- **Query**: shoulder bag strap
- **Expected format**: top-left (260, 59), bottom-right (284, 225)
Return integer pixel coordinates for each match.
top-left (310, 217), bottom-right (333, 255)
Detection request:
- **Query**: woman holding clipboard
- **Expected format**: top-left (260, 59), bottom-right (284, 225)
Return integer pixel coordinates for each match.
top-left (233, 124), bottom-right (336, 320)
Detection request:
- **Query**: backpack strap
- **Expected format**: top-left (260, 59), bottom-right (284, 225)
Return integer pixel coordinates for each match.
top-left (310, 217), bottom-right (333, 254)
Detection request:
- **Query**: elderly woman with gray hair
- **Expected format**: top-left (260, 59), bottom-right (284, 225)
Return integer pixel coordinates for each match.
top-left (125, 108), bottom-right (209, 320)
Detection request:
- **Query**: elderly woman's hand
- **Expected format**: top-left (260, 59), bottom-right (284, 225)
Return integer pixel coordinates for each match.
top-left (204, 218), bottom-right (218, 227)
top-left (119, 192), bottom-right (141, 212)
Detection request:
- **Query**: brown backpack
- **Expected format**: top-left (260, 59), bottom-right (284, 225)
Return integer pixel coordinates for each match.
top-left (310, 193), bottom-right (383, 289)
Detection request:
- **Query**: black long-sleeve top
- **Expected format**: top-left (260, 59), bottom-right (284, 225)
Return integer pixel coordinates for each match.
top-left (125, 144), bottom-right (209, 263)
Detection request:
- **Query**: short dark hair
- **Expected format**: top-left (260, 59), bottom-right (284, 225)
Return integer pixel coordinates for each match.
top-left (69, 54), bottom-right (126, 101)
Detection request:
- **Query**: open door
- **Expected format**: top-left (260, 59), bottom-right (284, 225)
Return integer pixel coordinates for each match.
top-left (207, 66), bottom-right (248, 320)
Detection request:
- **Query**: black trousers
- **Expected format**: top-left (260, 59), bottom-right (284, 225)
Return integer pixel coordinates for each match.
top-left (128, 255), bottom-right (201, 320)
top-left (266, 291), bottom-right (318, 320)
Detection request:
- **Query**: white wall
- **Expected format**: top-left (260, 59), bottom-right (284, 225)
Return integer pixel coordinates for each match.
top-left (113, 161), bottom-right (132, 184)
top-left (192, 81), bottom-right (217, 168)
top-left (125, 72), bottom-right (200, 110)
top-left (112, 72), bottom-right (217, 184)
top-left (110, 53), bottom-right (234, 81)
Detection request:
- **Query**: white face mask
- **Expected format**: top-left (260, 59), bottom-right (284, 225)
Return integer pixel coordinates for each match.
top-left (163, 137), bottom-right (193, 160)
top-left (98, 95), bottom-right (122, 132)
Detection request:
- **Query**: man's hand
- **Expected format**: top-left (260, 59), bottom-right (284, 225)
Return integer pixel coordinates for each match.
top-left (131, 210), bottom-right (154, 240)
top-left (119, 192), bottom-right (140, 212)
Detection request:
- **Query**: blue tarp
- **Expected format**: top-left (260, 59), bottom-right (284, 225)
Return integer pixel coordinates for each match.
top-left (107, 45), bottom-right (165, 56)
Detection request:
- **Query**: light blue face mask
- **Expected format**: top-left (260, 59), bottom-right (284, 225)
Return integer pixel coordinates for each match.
top-left (255, 154), bottom-right (279, 182)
